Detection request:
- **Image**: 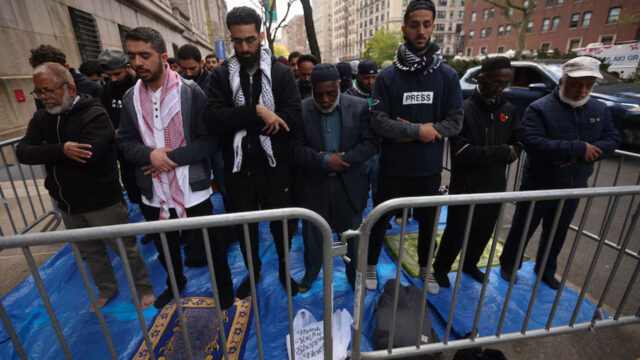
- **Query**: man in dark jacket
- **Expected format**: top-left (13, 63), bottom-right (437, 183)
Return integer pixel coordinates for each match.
top-left (499, 56), bottom-right (621, 289)
top-left (207, 7), bottom-right (302, 298)
top-left (345, 60), bottom-right (377, 106)
top-left (98, 49), bottom-right (143, 204)
top-left (293, 64), bottom-right (378, 291)
top-left (367, 0), bottom-right (463, 294)
top-left (178, 44), bottom-right (214, 92)
top-left (17, 62), bottom-right (154, 311)
top-left (433, 57), bottom-right (522, 287)
top-left (117, 27), bottom-right (234, 309)
top-left (298, 54), bottom-right (319, 99)
top-left (29, 45), bottom-right (102, 105)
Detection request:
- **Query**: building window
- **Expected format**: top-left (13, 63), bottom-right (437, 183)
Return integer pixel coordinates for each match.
top-left (581, 11), bottom-right (592, 27)
top-left (489, 7), bottom-right (495, 18)
top-left (568, 38), bottom-right (581, 51)
top-left (480, 46), bottom-right (487, 55)
top-left (497, 46), bottom-right (504, 53)
top-left (600, 35), bottom-right (615, 45)
top-left (458, 11), bottom-right (464, 20)
top-left (118, 24), bottom-right (130, 51)
top-left (381, 13), bottom-right (384, 21)
top-left (607, 7), bottom-right (621, 24)
top-left (480, 28), bottom-right (485, 38)
top-left (434, 35), bottom-right (444, 44)
top-left (483, 9), bottom-right (488, 19)
top-left (545, 0), bottom-right (554, 6)
top-left (540, 43), bottom-right (550, 53)
top-left (541, 18), bottom-right (550, 31)
top-left (436, 24), bottom-right (445, 31)
top-left (437, 10), bottom-right (446, 18)
top-left (498, 25), bottom-right (504, 36)
top-left (557, 0), bottom-right (564, 4)
top-left (505, 24), bottom-right (512, 35)
top-left (466, 47), bottom-right (472, 56)
top-left (468, 30), bottom-right (474, 40)
top-left (68, 7), bottom-right (103, 62)
top-left (448, 23), bottom-right (453, 31)
top-left (450, 10), bottom-right (454, 19)
top-left (552, 16), bottom-right (560, 31)
top-left (486, 27), bottom-right (492, 37)
top-left (471, 12), bottom-right (476, 22)
top-left (526, 21), bottom-right (533, 33)
top-left (569, 13), bottom-right (580, 28)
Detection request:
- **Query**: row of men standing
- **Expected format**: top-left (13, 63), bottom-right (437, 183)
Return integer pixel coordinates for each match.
top-left (17, 0), bottom-right (620, 315)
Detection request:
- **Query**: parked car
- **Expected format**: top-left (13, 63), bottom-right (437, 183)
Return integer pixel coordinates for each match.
top-left (459, 61), bottom-right (640, 150)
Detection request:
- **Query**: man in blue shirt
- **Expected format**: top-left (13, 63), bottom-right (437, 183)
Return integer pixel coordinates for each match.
top-left (292, 64), bottom-right (378, 291)
top-left (367, 0), bottom-right (463, 294)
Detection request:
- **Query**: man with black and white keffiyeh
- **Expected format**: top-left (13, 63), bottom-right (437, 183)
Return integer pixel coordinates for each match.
top-left (366, 0), bottom-right (464, 295)
top-left (208, 7), bottom-right (302, 299)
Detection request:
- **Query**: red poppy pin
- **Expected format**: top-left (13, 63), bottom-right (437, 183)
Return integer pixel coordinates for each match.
top-left (500, 113), bottom-right (508, 122)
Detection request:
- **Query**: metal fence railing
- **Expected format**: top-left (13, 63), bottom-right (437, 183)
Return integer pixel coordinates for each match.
top-left (0, 208), bottom-right (336, 360)
top-left (0, 137), bottom-right (61, 236)
top-left (349, 185), bottom-right (640, 359)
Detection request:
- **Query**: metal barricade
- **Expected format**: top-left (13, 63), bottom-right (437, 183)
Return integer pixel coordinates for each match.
top-left (349, 185), bottom-right (640, 359)
top-left (0, 137), bottom-right (61, 236)
top-left (0, 207), bottom-right (336, 360)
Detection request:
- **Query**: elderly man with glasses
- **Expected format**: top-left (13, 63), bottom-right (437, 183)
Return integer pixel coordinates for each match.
top-left (17, 62), bottom-right (155, 311)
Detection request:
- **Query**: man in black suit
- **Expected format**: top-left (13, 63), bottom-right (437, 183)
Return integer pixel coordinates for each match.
top-left (292, 63), bottom-right (379, 291)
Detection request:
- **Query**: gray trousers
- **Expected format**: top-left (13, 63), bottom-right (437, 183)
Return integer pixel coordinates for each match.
top-left (61, 200), bottom-right (153, 299)
top-left (301, 176), bottom-right (363, 286)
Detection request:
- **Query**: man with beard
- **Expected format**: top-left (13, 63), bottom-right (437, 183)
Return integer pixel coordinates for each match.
top-left (432, 57), bottom-right (522, 287)
top-left (98, 48), bottom-right (149, 225)
top-left (297, 54), bottom-right (318, 99)
top-left (346, 60), bottom-right (377, 106)
top-left (17, 62), bottom-right (154, 311)
top-left (292, 64), bottom-right (378, 291)
top-left (117, 27), bottom-right (234, 309)
top-left (178, 44), bottom-right (213, 92)
top-left (366, 0), bottom-right (463, 294)
top-left (499, 56), bottom-right (620, 289)
top-left (205, 54), bottom-right (220, 71)
top-left (207, 6), bottom-right (301, 299)
top-left (288, 51), bottom-right (301, 80)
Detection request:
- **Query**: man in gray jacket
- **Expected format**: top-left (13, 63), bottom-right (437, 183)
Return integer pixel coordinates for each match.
top-left (117, 27), bottom-right (234, 309)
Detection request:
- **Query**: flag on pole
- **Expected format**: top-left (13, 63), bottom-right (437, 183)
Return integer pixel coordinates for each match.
top-left (264, 0), bottom-right (277, 21)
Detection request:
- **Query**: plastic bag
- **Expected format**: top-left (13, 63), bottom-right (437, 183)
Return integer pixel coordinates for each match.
top-left (286, 308), bottom-right (353, 360)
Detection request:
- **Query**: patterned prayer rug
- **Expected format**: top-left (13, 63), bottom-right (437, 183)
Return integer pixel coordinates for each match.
top-left (132, 296), bottom-right (252, 360)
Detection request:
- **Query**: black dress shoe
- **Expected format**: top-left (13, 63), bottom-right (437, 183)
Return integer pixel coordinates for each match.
top-left (541, 274), bottom-right (561, 290)
top-left (500, 268), bottom-right (515, 283)
top-left (433, 271), bottom-right (451, 287)
top-left (463, 267), bottom-right (485, 283)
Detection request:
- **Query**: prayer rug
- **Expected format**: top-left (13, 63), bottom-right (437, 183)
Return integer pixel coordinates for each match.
top-left (131, 296), bottom-right (252, 360)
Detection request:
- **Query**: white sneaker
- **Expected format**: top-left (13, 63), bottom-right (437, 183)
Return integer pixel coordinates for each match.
top-left (365, 265), bottom-right (378, 291)
top-left (420, 267), bottom-right (440, 295)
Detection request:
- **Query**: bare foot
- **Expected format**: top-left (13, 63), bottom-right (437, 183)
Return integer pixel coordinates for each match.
top-left (89, 297), bottom-right (109, 312)
top-left (140, 293), bottom-right (155, 309)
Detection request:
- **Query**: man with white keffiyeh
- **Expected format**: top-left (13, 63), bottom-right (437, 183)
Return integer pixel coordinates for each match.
top-left (117, 27), bottom-right (235, 310)
top-left (366, 0), bottom-right (464, 295)
top-left (208, 7), bottom-right (302, 299)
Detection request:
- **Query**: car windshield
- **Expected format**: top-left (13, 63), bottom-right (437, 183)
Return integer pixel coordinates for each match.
top-left (544, 63), bottom-right (623, 85)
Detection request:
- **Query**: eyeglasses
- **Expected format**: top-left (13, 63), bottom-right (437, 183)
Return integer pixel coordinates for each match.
top-left (486, 78), bottom-right (511, 88)
top-left (231, 36), bottom-right (258, 46)
top-left (30, 83), bottom-right (66, 99)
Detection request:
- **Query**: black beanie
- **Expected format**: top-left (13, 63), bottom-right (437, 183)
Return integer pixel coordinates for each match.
top-left (311, 63), bottom-right (340, 84)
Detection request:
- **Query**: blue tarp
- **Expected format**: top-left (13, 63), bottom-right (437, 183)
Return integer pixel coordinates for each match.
top-left (0, 192), bottom-right (605, 359)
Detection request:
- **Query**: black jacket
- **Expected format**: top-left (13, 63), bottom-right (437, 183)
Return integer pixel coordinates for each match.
top-left (100, 74), bottom-right (136, 129)
top-left (299, 82), bottom-right (312, 100)
top-left (17, 95), bottom-right (122, 214)
top-left (207, 57), bottom-right (302, 175)
top-left (449, 89), bottom-right (523, 194)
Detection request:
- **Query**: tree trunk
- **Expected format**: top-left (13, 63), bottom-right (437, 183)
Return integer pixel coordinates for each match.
top-left (301, 0), bottom-right (321, 60)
